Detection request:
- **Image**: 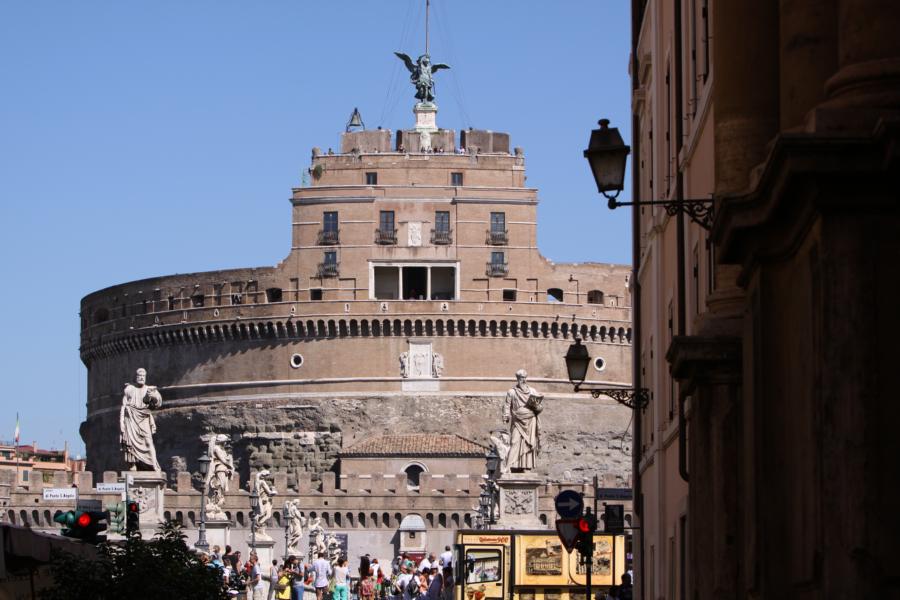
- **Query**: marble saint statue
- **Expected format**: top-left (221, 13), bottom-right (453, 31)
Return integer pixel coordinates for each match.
top-left (120, 368), bottom-right (163, 471)
top-left (204, 434), bottom-right (234, 519)
top-left (252, 470), bottom-right (277, 539)
top-left (502, 369), bottom-right (544, 472)
top-left (308, 517), bottom-right (327, 559)
top-left (284, 499), bottom-right (307, 556)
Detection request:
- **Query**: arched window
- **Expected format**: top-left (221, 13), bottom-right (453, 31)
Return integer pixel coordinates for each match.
top-left (547, 288), bottom-right (564, 303)
top-left (587, 290), bottom-right (604, 304)
top-left (404, 464), bottom-right (425, 490)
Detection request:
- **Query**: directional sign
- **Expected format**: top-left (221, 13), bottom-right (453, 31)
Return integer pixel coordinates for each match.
top-left (42, 488), bottom-right (77, 500)
top-left (555, 519), bottom-right (581, 553)
top-left (96, 482), bottom-right (126, 494)
top-left (554, 489), bottom-right (584, 518)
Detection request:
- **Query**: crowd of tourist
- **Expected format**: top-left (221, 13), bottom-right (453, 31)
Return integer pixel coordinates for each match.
top-left (198, 544), bottom-right (456, 600)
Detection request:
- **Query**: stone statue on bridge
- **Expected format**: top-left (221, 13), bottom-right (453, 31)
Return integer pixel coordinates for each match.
top-left (203, 434), bottom-right (234, 519)
top-left (502, 369), bottom-right (544, 472)
top-left (284, 499), bottom-right (307, 556)
top-left (251, 470), bottom-right (277, 540)
top-left (120, 368), bottom-right (163, 472)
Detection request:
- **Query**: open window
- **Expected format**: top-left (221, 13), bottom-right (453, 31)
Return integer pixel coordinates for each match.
top-left (587, 290), bottom-right (604, 304)
top-left (502, 289), bottom-right (517, 302)
top-left (547, 288), bottom-right (564, 303)
top-left (404, 464), bottom-right (425, 490)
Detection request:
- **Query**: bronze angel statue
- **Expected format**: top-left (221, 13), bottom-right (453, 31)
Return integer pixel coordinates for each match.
top-left (394, 52), bottom-right (450, 104)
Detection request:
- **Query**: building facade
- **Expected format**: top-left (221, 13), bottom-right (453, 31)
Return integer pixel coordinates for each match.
top-left (628, 0), bottom-right (900, 598)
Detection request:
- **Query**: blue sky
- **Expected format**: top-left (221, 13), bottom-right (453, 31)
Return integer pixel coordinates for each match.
top-left (0, 1), bottom-right (632, 456)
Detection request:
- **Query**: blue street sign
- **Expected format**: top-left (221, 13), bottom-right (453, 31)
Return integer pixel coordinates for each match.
top-left (554, 489), bottom-right (584, 518)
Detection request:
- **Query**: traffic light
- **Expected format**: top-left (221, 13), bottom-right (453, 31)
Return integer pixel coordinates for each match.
top-left (53, 510), bottom-right (108, 544)
top-left (107, 501), bottom-right (127, 534)
top-left (126, 500), bottom-right (140, 534)
top-left (576, 510), bottom-right (598, 556)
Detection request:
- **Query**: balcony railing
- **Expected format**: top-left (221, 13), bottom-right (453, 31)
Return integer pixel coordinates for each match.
top-left (317, 262), bottom-right (339, 278)
top-left (317, 229), bottom-right (340, 245)
top-left (431, 229), bottom-right (453, 245)
top-left (486, 261), bottom-right (509, 277)
top-left (375, 228), bottom-right (397, 245)
top-left (486, 229), bottom-right (509, 245)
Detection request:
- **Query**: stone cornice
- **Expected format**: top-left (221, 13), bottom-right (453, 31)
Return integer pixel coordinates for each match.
top-left (712, 118), bottom-right (900, 287)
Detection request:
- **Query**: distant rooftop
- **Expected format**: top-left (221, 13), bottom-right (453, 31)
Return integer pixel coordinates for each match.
top-left (340, 433), bottom-right (487, 458)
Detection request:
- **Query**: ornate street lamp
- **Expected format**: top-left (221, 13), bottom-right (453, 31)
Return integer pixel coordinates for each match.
top-left (584, 118), bottom-right (714, 229)
top-left (478, 488), bottom-right (492, 529)
top-left (283, 501), bottom-right (291, 561)
top-left (249, 488), bottom-right (260, 551)
top-left (564, 335), bottom-right (650, 410)
top-left (485, 446), bottom-right (500, 482)
top-left (196, 452), bottom-right (211, 551)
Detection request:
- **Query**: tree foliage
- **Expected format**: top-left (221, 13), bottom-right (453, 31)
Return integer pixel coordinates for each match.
top-left (43, 521), bottom-right (228, 600)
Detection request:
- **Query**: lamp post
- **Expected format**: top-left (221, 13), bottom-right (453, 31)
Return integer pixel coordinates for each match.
top-left (249, 488), bottom-right (259, 552)
top-left (484, 446), bottom-right (501, 526)
top-left (283, 501), bottom-right (291, 562)
top-left (478, 488), bottom-right (491, 529)
top-left (584, 118), bottom-right (715, 229)
top-left (196, 452), bottom-right (210, 551)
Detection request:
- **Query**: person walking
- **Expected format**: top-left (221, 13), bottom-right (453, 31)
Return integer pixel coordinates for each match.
top-left (312, 552), bottom-right (333, 600)
top-left (360, 573), bottom-right (375, 600)
top-left (424, 565), bottom-right (443, 600)
top-left (267, 559), bottom-right (281, 600)
top-left (333, 558), bottom-right (350, 600)
top-left (248, 554), bottom-right (267, 600)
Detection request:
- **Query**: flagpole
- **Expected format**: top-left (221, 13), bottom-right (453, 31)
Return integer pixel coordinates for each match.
top-left (14, 413), bottom-right (19, 488)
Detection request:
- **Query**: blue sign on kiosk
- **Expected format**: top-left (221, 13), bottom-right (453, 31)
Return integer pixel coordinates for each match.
top-left (554, 489), bottom-right (584, 518)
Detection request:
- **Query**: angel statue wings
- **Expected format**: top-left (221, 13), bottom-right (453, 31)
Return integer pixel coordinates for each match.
top-left (394, 52), bottom-right (450, 104)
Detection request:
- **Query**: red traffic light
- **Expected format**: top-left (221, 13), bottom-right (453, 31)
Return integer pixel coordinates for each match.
top-left (578, 517), bottom-right (591, 533)
top-left (76, 512), bottom-right (92, 527)
top-left (127, 501), bottom-right (139, 513)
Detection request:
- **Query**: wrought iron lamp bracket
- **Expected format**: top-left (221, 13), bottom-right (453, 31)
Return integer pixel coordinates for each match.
top-left (605, 194), bottom-right (715, 230)
top-left (574, 385), bottom-right (650, 410)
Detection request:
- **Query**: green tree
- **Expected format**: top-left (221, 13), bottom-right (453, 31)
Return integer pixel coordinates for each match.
top-left (43, 521), bottom-right (228, 600)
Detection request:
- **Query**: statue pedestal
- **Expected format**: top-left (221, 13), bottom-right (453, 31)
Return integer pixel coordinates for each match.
top-left (495, 472), bottom-right (544, 530)
top-left (413, 103), bottom-right (438, 133)
top-left (204, 518), bottom-right (232, 551)
top-left (123, 471), bottom-right (166, 534)
top-left (253, 539), bottom-right (277, 567)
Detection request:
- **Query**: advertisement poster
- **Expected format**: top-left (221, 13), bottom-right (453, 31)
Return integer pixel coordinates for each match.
top-left (515, 534), bottom-right (571, 586)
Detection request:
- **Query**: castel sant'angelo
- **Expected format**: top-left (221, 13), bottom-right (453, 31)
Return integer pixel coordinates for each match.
top-left (70, 45), bottom-right (633, 554)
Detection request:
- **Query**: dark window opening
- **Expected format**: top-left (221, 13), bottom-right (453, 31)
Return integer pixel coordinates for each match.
top-left (403, 267), bottom-right (428, 300)
top-left (310, 288), bottom-right (323, 301)
top-left (366, 172), bottom-right (378, 185)
top-left (191, 294), bottom-right (204, 308)
top-left (266, 288), bottom-right (283, 303)
top-left (587, 290), bottom-right (604, 305)
top-left (405, 464), bottom-right (424, 490)
top-left (93, 308), bottom-right (110, 324)
top-left (377, 211), bottom-right (396, 244)
top-left (451, 172), bottom-right (463, 186)
top-left (231, 294), bottom-right (242, 305)
top-left (168, 296), bottom-right (177, 309)
top-left (503, 289), bottom-right (517, 302)
top-left (435, 211), bottom-right (450, 233)
top-left (547, 288), bottom-right (564, 303)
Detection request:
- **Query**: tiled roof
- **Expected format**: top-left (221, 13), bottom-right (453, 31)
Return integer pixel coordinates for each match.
top-left (340, 434), bottom-right (488, 458)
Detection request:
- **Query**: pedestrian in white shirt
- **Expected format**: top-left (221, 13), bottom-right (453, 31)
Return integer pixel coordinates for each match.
top-left (439, 546), bottom-right (452, 570)
top-left (312, 552), bottom-right (333, 600)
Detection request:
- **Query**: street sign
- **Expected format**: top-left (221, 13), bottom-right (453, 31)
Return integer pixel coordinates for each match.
top-left (77, 498), bottom-right (102, 512)
top-left (555, 518), bottom-right (581, 553)
top-left (596, 487), bottom-right (633, 500)
top-left (42, 488), bottom-right (77, 500)
top-left (96, 482), bottom-right (126, 494)
top-left (554, 489), bottom-right (584, 518)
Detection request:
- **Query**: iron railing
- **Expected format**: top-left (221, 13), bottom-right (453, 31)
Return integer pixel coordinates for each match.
top-left (375, 228), bottom-right (397, 245)
top-left (486, 229), bottom-right (509, 245)
top-left (486, 261), bottom-right (509, 277)
top-left (317, 262), bottom-right (339, 278)
top-left (317, 229), bottom-right (340, 245)
top-left (431, 229), bottom-right (453, 245)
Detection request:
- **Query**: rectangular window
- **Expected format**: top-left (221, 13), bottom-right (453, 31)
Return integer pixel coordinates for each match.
top-left (502, 288), bottom-right (517, 302)
top-left (451, 172), bottom-right (463, 186)
top-left (324, 251), bottom-right (337, 265)
top-left (23, 470), bottom-right (29, 482)
top-left (380, 211), bottom-right (395, 232)
top-left (323, 211), bottom-right (338, 232)
top-left (490, 212), bottom-right (506, 233)
top-left (491, 251), bottom-right (505, 265)
top-left (310, 288), bottom-right (323, 301)
top-left (465, 549), bottom-right (502, 583)
top-left (366, 172), bottom-right (378, 185)
top-left (435, 211), bottom-right (450, 233)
